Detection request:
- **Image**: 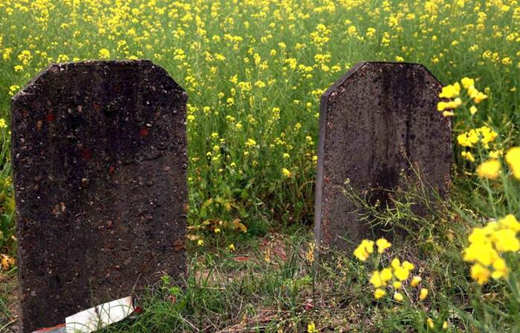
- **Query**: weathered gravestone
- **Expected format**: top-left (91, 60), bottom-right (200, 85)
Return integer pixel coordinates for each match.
top-left (11, 60), bottom-right (187, 332)
top-left (314, 62), bottom-right (451, 251)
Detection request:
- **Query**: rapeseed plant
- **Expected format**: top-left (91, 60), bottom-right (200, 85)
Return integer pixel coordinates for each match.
top-left (1, 0), bottom-right (520, 329)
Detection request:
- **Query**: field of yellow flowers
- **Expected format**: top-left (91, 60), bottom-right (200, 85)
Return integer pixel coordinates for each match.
top-left (0, 0), bottom-right (519, 331)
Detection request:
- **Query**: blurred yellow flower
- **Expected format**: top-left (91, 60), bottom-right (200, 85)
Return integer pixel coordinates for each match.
top-left (374, 288), bottom-right (386, 299)
top-left (498, 214), bottom-right (520, 232)
top-left (393, 292), bottom-right (404, 302)
top-left (307, 322), bottom-right (318, 333)
top-left (492, 229), bottom-right (520, 252)
top-left (282, 168), bottom-right (292, 178)
top-left (411, 275), bottom-right (422, 287)
top-left (439, 82), bottom-right (460, 98)
top-left (461, 151), bottom-right (475, 162)
top-left (470, 263), bottom-right (490, 285)
top-left (476, 159), bottom-right (501, 179)
top-left (419, 288), bottom-right (428, 300)
top-left (376, 238), bottom-right (391, 253)
top-left (461, 77), bottom-right (475, 89)
top-left (370, 270), bottom-right (384, 288)
top-left (353, 239), bottom-right (374, 261)
top-left (99, 48), bottom-right (111, 59)
top-left (380, 268), bottom-right (393, 282)
top-left (505, 147), bottom-right (520, 179)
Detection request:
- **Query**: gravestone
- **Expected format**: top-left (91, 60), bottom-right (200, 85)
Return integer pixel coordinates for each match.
top-left (11, 60), bottom-right (188, 332)
top-left (314, 62), bottom-right (451, 251)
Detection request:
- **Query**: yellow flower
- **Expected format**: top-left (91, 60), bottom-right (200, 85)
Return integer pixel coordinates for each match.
top-left (245, 138), bottom-right (257, 147)
top-left (394, 267), bottom-right (410, 281)
top-left (393, 281), bottom-right (402, 289)
top-left (427, 318), bottom-right (434, 329)
top-left (0, 119), bottom-right (6, 129)
top-left (376, 238), bottom-right (391, 253)
top-left (442, 321), bottom-right (448, 330)
top-left (411, 275), bottom-right (422, 287)
top-left (282, 168), bottom-right (292, 178)
top-left (476, 159), bottom-right (501, 180)
top-left (419, 288), bottom-right (428, 300)
top-left (380, 268), bottom-right (393, 282)
top-left (197, 239), bottom-right (204, 246)
top-left (370, 271), bottom-right (384, 288)
top-left (374, 288), bottom-right (386, 299)
top-left (402, 261), bottom-right (415, 271)
top-left (391, 258), bottom-right (401, 270)
top-left (393, 292), bottom-right (404, 302)
top-left (307, 322), bottom-right (318, 333)
top-left (463, 241), bottom-right (497, 266)
top-left (461, 77), bottom-right (475, 89)
top-left (491, 257), bottom-right (508, 279)
top-left (489, 150), bottom-right (502, 159)
top-left (437, 101), bottom-right (448, 111)
top-left (470, 263), bottom-right (491, 285)
top-left (98, 48), bottom-right (111, 59)
top-left (461, 151), bottom-right (475, 162)
top-left (470, 105), bottom-right (478, 115)
top-left (353, 239), bottom-right (374, 261)
top-left (442, 111), bottom-right (455, 117)
top-left (8, 85), bottom-right (20, 96)
top-left (498, 214), bottom-right (520, 232)
top-left (228, 244), bottom-right (235, 251)
top-left (505, 147), bottom-right (520, 179)
top-left (439, 82), bottom-right (461, 98)
top-left (492, 229), bottom-right (520, 252)
top-left (473, 91), bottom-right (488, 103)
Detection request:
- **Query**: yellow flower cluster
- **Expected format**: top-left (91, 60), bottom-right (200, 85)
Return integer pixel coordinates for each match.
top-left (463, 214), bottom-right (520, 285)
top-left (353, 239), bottom-right (374, 261)
top-left (369, 258), bottom-right (428, 301)
top-left (505, 147), bottom-right (520, 179)
top-left (437, 77), bottom-right (487, 117)
top-left (476, 159), bottom-right (501, 179)
top-left (476, 146), bottom-right (520, 180)
top-left (353, 237), bottom-right (391, 262)
top-left (355, 239), bottom-right (428, 301)
top-left (457, 126), bottom-right (497, 148)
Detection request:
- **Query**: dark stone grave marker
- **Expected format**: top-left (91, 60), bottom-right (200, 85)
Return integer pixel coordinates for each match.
top-left (314, 62), bottom-right (451, 251)
top-left (11, 60), bottom-right (187, 332)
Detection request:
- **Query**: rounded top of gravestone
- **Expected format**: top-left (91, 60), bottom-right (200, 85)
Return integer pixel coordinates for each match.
top-left (12, 60), bottom-right (187, 104)
top-left (321, 62), bottom-right (441, 104)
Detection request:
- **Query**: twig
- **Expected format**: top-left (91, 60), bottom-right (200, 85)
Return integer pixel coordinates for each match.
top-left (0, 319), bottom-right (17, 332)
top-left (177, 313), bottom-right (199, 332)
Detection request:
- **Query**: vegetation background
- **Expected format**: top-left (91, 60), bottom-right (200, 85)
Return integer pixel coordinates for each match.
top-left (0, 0), bottom-right (519, 331)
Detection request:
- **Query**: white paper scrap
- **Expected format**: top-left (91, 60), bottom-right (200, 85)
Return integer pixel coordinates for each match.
top-left (65, 296), bottom-right (134, 333)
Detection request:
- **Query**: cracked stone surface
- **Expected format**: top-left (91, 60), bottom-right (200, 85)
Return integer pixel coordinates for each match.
top-left (314, 62), bottom-right (451, 252)
top-left (12, 60), bottom-right (188, 332)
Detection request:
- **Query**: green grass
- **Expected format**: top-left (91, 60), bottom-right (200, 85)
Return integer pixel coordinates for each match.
top-left (1, 0), bottom-right (520, 331)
